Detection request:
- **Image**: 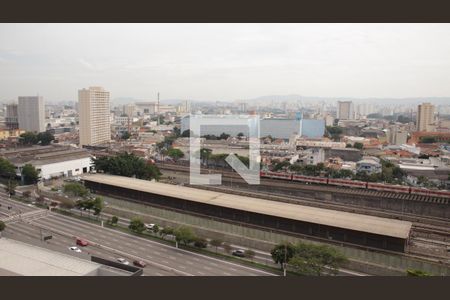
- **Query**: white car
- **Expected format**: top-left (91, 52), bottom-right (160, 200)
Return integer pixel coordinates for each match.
top-left (117, 258), bottom-right (130, 265)
top-left (145, 223), bottom-right (156, 230)
top-left (69, 246), bottom-right (82, 253)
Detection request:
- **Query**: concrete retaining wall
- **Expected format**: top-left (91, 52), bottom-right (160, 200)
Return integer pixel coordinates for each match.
top-left (101, 195), bottom-right (450, 276)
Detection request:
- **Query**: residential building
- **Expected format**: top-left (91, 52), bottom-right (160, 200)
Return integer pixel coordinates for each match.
top-left (123, 104), bottom-right (135, 118)
top-left (5, 103), bottom-right (19, 130)
top-left (78, 86), bottom-right (111, 146)
top-left (387, 125), bottom-right (408, 145)
top-left (337, 101), bottom-right (354, 120)
top-left (356, 157), bottom-right (382, 175)
top-left (18, 96), bottom-right (45, 132)
top-left (417, 102), bottom-right (435, 132)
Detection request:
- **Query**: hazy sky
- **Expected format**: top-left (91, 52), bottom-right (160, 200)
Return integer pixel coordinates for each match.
top-left (1, 23), bottom-right (450, 102)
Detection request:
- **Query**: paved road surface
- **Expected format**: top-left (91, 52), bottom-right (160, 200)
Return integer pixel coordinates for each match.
top-left (0, 195), bottom-right (275, 276)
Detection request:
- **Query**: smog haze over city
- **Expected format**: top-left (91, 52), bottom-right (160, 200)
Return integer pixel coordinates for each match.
top-left (1, 24), bottom-right (450, 104)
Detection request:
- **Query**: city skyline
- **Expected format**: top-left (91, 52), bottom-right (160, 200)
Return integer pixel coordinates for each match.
top-left (1, 24), bottom-right (450, 102)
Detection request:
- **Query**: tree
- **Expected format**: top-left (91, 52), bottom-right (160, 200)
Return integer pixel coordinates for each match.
top-left (199, 148), bottom-right (212, 166)
top-left (58, 197), bottom-right (75, 209)
top-left (92, 197), bottom-right (104, 217)
top-left (4, 180), bottom-right (17, 196)
top-left (219, 132), bottom-right (230, 140)
top-left (0, 158), bottom-right (16, 178)
top-left (93, 153), bottom-right (161, 181)
top-left (160, 226), bottom-right (174, 239)
top-left (270, 242), bottom-right (296, 269)
top-left (326, 126), bottom-right (343, 136)
top-left (167, 148), bottom-right (185, 161)
top-left (121, 131), bottom-right (131, 140)
top-left (406, 269), bottom-right (431, 276)
top-left (353, 142), bottom-right (364, 150)
top-left (367, 113), bottom-right (383, 119)
top-left (237, 132), bottom-right (244, 139)
top-left (222, 243), bottom-right (232, 254)
top-left (37, 131), bottom-right (55, 145)
top-left (19, 132), bottom-right (38, 145)
top-left (272, 161), bottom-right (291, 172)
top-left (420, 136), bottom-right (437, 144)
top-left (417, 175), bottom-right (430, 187)
top-left (0, 220), bottom-right (5, 238)
top-left (193, 237), bottom-right (208, 249)
top-left (289, 242), bottom-right (348, 276)
top-left (129, 217), bottom-right (146, 234)
top-left (244, 249), bottom-right (256, 261)
top-left (111, 215), bottom-right (119, 226)
top-left (63, 182), bottom-right (89, 198)
top-left (210, 239), bottom-right (223, 253)
top-left (152, 224), bottom-right (160, 235)
top-left (21, 164), bottom-right (39, 185)
top-left (174, 226), bottom-right (196, 246)
top-left (397, 115), bottom-right (411, 123)
top-left (181, 130), bottom-right (192, 138)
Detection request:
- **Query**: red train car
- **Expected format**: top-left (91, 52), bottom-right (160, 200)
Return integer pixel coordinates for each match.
top-left (292, 174), bottom-right (328, 184)
top-left (260, 171), bottom-right (293, 180)
top-left (410, 187), bottom-right (450, 198)
top-left (367, 182), bottom-right (411, 194)
top-left (328, 178), bottom-right (367, 189)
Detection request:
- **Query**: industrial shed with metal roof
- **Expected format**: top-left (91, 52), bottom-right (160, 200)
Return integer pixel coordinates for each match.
top-left (82, 174), bottom-right (413, 252)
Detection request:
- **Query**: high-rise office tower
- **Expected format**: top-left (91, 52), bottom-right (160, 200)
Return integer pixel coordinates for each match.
top-left (78, 86), bottom-right (111, 146)
top-left (18, 96), bottom-right (45, 132)
top-left (5, 103), bottom-right (19, 130)
top-left (416, 102), bottom-right (435, 132)
top-left (337, 101), bottom-right (354, 120)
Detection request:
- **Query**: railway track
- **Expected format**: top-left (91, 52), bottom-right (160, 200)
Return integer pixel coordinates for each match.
top-left (158, 164), bottom-right (450, 228)
top-left (157, 163), bottom-right (450, 260)
top-left (156, 163), bottom-right (449, 204)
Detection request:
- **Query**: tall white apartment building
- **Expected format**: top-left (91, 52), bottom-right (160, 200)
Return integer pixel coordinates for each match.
top-left (78, 87), bottom-right (111, 146)
top-left (337, 101), bottom-right (354, 120)
top-left (18, 96), bottom-right (45, 132)
top-left (416, 102), bottom-right (435, 132)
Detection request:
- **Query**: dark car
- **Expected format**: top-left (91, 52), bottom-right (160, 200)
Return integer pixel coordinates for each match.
top-left (76, 238), bottom-right (89, 247)
top-left (232, 249), bottom-right (246, 257)
top-left (133, 260), bottom-right (146, 268)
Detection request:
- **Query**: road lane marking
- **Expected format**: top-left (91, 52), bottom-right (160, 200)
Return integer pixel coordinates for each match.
top-left (35, 212), bottom-right (275, 276)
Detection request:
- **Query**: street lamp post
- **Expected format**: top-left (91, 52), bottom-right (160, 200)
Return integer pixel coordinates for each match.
top-left (284, 243), bottom-right (287, 276)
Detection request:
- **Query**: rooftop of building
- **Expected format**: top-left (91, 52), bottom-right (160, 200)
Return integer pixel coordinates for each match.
top-left (0, 238), bottom-right (100, 276)
top-left (0, 145), bottom-right (91, 166)
top-left (82, 174), bottom-right (412, 239)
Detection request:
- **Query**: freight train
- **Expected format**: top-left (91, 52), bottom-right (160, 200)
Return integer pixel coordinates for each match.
top-left (260, 171), bottom-right (450, 199)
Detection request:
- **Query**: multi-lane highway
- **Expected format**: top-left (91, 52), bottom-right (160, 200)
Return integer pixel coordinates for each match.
top-left (0, 193), bottom-right (276, 276)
